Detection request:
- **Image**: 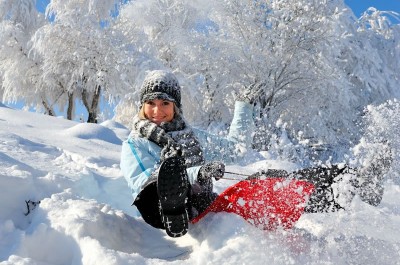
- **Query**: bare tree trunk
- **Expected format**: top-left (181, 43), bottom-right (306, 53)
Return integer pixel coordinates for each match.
top-left (41, 98), bottom-right (55, 116)
top-left (67, 92), bottom-right (74, 120)
top-left (82, 86), bottom-right (101, 123)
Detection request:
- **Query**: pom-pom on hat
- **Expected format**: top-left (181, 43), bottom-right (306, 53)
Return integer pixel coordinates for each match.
top-left (140, 70), bottom-right (181, 108)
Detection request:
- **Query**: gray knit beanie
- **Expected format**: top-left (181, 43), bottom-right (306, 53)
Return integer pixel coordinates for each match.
top-left (140, 70), bottom-right (182, 108)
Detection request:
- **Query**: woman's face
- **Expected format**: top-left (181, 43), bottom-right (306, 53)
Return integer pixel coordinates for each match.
top-left (144, 99), bottom-right (175, 125)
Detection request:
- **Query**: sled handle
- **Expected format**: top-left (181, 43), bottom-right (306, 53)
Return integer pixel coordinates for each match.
top-left (223, 169), bottom-right (290, 180)
top-left (224, 171), bottom-right (250, 177)
top-left (220, 171), bottom-right (250, 181)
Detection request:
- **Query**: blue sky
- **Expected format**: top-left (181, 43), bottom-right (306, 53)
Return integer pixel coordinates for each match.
top-left (344, 0), bottom-right (400, 17)
top-left (35, 0), bottom-right (49, 13)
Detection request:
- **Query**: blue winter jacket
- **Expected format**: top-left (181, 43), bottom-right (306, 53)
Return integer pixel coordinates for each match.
top-left (120, 101), bottom-right (258, 201)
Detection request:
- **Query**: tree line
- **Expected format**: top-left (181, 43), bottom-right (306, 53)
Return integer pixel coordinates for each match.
top-left (0, 0), bottom-right (399, 158)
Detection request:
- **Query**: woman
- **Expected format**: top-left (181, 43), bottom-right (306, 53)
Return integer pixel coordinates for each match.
top-left (120, 70), bottom-right (392, 238)
top-left (120, 70), bottom-right (259, 237)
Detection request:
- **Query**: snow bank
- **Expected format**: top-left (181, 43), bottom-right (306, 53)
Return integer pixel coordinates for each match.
top-left (1, 104), bottom-right (400, 265)
top-left (61, 123), bottom-right (122, 145)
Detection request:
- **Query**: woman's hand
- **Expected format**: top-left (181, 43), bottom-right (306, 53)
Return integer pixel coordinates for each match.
top-left (160, 139), bottom-right (181, 160)
top-left (198, 161), bottom-right (225, 181)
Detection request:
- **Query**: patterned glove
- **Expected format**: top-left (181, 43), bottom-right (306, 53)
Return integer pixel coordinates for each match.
top-left (160, 139), bottom-right (181, 161)
top-left (198, 161), bottom-right (225, 182)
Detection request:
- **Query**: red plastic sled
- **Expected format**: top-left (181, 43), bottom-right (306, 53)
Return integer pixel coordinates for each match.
top-left (191, 178), bottom-right (315, 230)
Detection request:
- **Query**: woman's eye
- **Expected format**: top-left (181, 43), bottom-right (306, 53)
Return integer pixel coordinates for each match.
top-left (162, 101), bottom-right (171, 106)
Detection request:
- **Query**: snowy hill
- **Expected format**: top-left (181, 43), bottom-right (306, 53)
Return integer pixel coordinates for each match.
top-left (1, 105), bottom-right (400, 265)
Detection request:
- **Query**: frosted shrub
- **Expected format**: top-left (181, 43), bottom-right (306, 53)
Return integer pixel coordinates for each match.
top-left (351, 99), bottom-right (400, 183)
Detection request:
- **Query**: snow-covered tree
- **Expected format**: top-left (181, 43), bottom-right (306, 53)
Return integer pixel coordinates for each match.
top-left (349, 8), bottom-right (400, 104)
top-left (0, 0), bottom-right (49, 113)
top-left (113, 0), bottom-right (221, 125)
top-left (312, 5), bottom-right (400, 158)
top-left (29, 0), bottom-right (130, 122)
top-left (118, 0), bottom-right (339, 128)
top-left (202, 0), bottom-right (400, 159)
top-left (0, 0), bottom-right (41, 33)
top-left (148, 0), bottom-right (355, 154)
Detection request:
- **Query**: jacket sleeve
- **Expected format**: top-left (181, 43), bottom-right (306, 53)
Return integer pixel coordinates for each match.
top-left (120, 137), bottom-right (160, 201)
top-left (193, 101), bottom-right (258, 164)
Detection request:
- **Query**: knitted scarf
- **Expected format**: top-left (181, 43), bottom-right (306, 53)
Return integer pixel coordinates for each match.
top-left (132, 114), bottom-right (205, 168)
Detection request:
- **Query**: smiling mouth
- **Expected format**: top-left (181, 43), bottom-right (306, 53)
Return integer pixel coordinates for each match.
top-left (151, 117), bottom-right (166, 124)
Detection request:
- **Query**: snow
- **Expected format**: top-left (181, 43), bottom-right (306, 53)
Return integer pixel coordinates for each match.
top-left (1, 105), bottom-right (400, 265)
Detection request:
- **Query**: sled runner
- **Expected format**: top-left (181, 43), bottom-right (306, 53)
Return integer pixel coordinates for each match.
top-left (191, 177), bottom-right (315, 230)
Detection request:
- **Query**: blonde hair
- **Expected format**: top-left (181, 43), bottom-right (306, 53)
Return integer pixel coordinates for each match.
top-left (138, 102), bottom-right (180, 120)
